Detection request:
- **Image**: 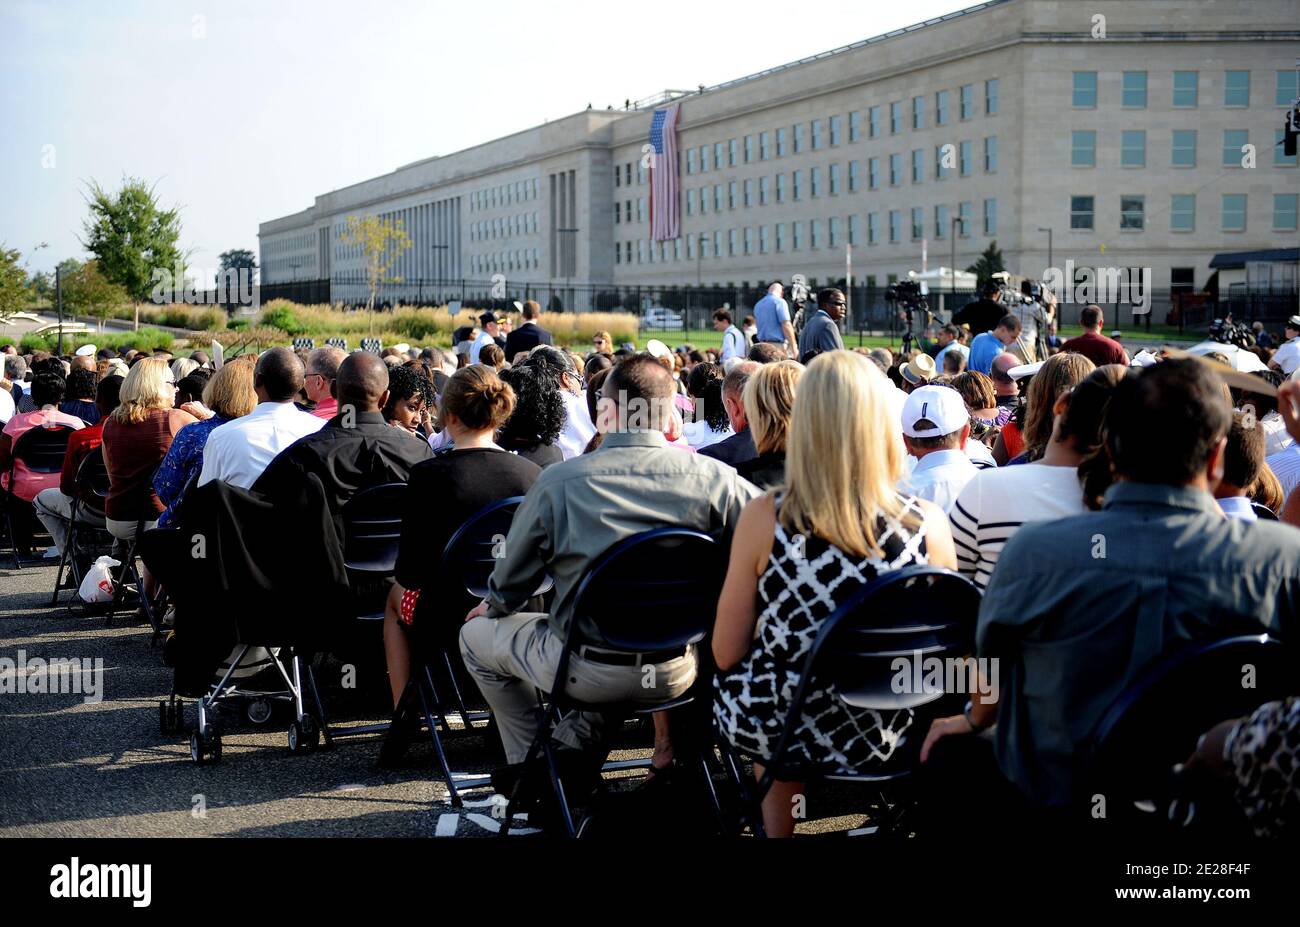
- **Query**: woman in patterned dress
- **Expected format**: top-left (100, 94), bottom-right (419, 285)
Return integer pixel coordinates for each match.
top-left (712, 350), bottom-right (958, 837)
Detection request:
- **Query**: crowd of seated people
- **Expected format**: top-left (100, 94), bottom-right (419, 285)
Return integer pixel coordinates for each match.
top-left (6, 291), bottom-right (1300, 840)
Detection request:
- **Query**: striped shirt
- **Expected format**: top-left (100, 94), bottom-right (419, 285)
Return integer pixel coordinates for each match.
top-left (1266, 445), bottom-right (1300, 501)
top-left (949, 463), bottom-right (1087, 589)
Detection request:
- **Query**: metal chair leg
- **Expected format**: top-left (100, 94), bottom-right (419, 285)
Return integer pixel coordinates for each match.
top-left (50, 500), bottom-right (78, 606)
top-left (500, 706), bottom-right (556, 838)
top-left (414, 674), bottom-right (462, 808)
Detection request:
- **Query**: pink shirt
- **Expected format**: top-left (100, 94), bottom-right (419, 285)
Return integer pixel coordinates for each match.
top-left (2, 408), bottom-right (85, 501)
top-left (311, 397), bottom-right (338, 420)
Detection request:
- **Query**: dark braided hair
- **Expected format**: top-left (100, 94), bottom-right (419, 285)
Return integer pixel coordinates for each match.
top-left (687, 361), bottom-right (728, 433)
top-left (498, 363), bottom-right (564, 449)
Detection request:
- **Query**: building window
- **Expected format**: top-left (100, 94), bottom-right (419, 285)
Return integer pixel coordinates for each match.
top-left (868, 212), bottom-right (879, 245)
top-left (829, 217), bottom-right (840, 248)
top-left (728, 139), bottom-right (738, 166)
top-left (829, 163), bottom-right (841, 195)
top-left (959, 140), bottom-right (973, 175)
top-left (775, 223), bottom-right (786, 252)
top-left (1277, 129), bottom-right (1298, 166)
top-left (1171, 194), bottom-right (1196, 231)
top-left (759, 175), bottom-right (770, 205)
top-left (1173, 70), bottom-right (1198, 107)
top-left (1071, 130), bottom-right (1096, 167)
top-left (744, 135), bottom-right (754, 163)
top-left (890, 101), bottom-right (902, 134)
top-left (848, 214), bottom-right (860, 246)
top-left (1223, 129), bottom-right (1249, 166)
top-left (889, 210), bottom-right (901, 243)
top-left (698, 187), bottom-right (708, 215)
top-left (1073, 71), bottom-right (1097, 107)
top-left (934, 146), bottom-right (949, 180)
top-left (912, 95), bottom-right (924, 129)
top-left (1219, 193), bottom-right (1246, 231)
top-left (935, 204), bottom-right (950, 239)
top-left (1071, 195), bottom-right (1095, 230)
top-left (983, 198), bottom-right (997, 235)
top-left (830, 115), bottom-right (842, 146)
top-left (793, 170), bottom-right (803, 201)
top-left (810, 166), bottom-right (821, 197)
top-left (1224, 70), bottom-right (1250, 107)
top-left (849, 110), bottom-right (861, 142)
top-left (848, 159), bottom-right (860, 192)
top-left (1171, 130), bottom-right (1197, 167)
top-left (811, 119), bottom-right (823, 150)
top-left (714, 184), bottom-right (723, 211)
top-left (810, 219), bottom-right (821, 249)
top-left (727, 229), bottom-right (737, 256)
top-left (911, 149), bottom-right (923, 184)
top-left (776, 173), bottom-right (786, 202)
top-left (700, 145), bottom-right (710, 172)
top-left (759, 131), bottom-right (770, 160)
top-left (911, 207), bottom-right (924, 240)
top-left (1121, 195), bottom-right (1145, 230)
top-left (1121, 130), bottom-right (1146, 167)
top-left (891, 153), bottom-right (902, 186)
top-left (794, 124), bottom-right (805, 153)
top-left (744, 227), bottom-right (753, 255)
top-left (776, 128), bottom-right (786, 157)
top-left (984, 135), bottom-right (998, 172)
top-left (793, 220), bottom-right (803, 250)
top-left (728, 181), bottom-right (737, 209)
top-left (868, 106), bottom-right (881, 138)
top-left (958, 201), bottom-right (972, 237)
top-left (743, 178), bottom-right (753, 207)
top-left (714, 142), bottom-right (723, 168)
top-left (935, 89), bottom-right (950, 125)
top-left (868, 157), bottom-right (879, 189)
top-left (960, 84), bottom-right (974, 119)
top-left (985, 78), bottom-right (999, 115)
top-left (1122, 71), bottom-right (1148, 108)
top-left (1276, 194), bottom-right (1299, 231)
top-left (1279, 70), bottom-right (1300, 106)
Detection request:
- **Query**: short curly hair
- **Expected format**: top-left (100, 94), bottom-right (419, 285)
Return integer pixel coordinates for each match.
top-left (383, 363), bottom-right (434, 417)
top-left (66, 366), bottom-right (99, 400)
top-left (498, 362), bottom-right (564, 448)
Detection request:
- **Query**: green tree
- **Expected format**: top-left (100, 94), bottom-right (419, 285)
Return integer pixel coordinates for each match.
top-left (965, 240), bottom-right (1006, 289)
top-left (81, 177), bottom-right (184, 330)
top-left (218, 248), bottom-right (258, 280)
top-left (339, 215), bottom-right (411, 334)
top-left (63, 260), bottom-right (128, 331)
top-left (0, 245), bottom-right (27, 318)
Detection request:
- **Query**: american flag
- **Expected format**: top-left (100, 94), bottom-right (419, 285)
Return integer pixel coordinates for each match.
top-left (648, 102), bottom-right (681, 241)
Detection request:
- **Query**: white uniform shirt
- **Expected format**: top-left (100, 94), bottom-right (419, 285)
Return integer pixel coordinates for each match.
top-left (198, 401), bottom-right (326, 489)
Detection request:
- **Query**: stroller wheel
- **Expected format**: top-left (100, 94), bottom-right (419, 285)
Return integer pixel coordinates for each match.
top-left (246, 698), bottom-right (273, 725)
top-left (288, 717), bottom-right (319, 754)
top-left (190, 727), bottom-right (221, 764)
top-left (160, 699), bottom-right (184, 735)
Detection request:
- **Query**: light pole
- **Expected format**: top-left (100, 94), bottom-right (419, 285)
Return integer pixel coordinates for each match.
top-left (1037, 227), bottom-right (1053, 279)
top-left (951, 216), bottom-right (965, 317)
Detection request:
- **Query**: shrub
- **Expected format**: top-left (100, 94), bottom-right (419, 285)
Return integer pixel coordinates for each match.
top-left (260, 302), bottom-right (306, 335)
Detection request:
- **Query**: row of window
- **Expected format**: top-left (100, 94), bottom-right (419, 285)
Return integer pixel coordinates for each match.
top-left (469, 250), bottom-right (541, 275)
top-left (470, 213), bottom-right (540, 242)
top-left (264, 257), bottom-right (316, 276)
top-left (1068, 194), bottom-right (1298, 232)
top-left (1070, 128), bottom-right (1298, 168)
top-left (1071, 69), bottom-right (1298, 109)
top-left (470, 178), bottom-right (540, 212)
top-left (612, 200), bottom-right (999, 265)
top-left (264, 234), bottom-right (313, 255)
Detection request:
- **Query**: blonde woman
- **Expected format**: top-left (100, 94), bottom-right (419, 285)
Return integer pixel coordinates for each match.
top-left (153, 357), bottom-right (258, 527)
top-left (735, 360), bottom-right (802, 489)
top-left (712, 351), bottom-right (957, 837)
top-left (591, 330), bottom-right (613, 356)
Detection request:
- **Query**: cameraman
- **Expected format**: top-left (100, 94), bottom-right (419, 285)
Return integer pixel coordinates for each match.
top-left (953, 280), bottom-right (1005, 335)
top-left (1009, 280), bottom-right (1049, 362)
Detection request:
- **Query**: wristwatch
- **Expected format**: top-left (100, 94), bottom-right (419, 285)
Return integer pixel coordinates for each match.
top-left (964, 699), bottom-right (991, 733)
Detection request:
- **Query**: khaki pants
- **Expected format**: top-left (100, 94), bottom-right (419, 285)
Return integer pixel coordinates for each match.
top-left (33, 488), bottom-right (105, 554)
top-left (459, 612), bottom-right (697, 764)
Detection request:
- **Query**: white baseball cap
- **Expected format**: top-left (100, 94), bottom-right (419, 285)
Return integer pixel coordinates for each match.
top-left (646, 338), bottom-right (672, 360)
top-left (901, 385), bottom-right (970, 439)
top-left (75, 344), bottom-right (96, 357)
top-left (1008, 360), bottom-right (1044, 381)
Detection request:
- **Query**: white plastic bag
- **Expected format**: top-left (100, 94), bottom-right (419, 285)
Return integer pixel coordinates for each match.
top-left (79, 556), bottom-right (120, 604)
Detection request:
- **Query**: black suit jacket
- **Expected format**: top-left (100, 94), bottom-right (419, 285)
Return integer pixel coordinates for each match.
top-left (698, 427), bottom-right (757, 469)
top-left (504, 322), bottom-right (553, 360)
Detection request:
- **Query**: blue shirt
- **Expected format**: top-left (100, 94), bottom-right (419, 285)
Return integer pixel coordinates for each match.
top-left (978, 481), bottom-right (1300, 807)
top-left (753, 293), bottom-right (790, 343)
top-left (153, 416), bottom-right (227, 527)
top-left (968, 331), bottom-right (1004, 375)
top-left (60, 399), bottom-right (100, 425)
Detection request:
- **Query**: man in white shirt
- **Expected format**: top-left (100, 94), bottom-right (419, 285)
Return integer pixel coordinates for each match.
top-left (933, 324), bottom-right (970, 370)
top-left (470, 312), bottom-right (502, 365)
top-left (1269, 316), bottom-right (1300, 377)
top-left (900, 384), bottom-right (978, 512)
top-left (714, 308), bottom-right (745, 370)
top-left (199, 347), bottom-right (325, 489)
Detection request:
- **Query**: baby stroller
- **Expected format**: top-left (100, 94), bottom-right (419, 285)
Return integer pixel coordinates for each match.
top-left (142, 476), bottom-right (351, 764)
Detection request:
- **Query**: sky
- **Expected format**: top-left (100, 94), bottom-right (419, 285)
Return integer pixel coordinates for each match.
top-left (0, 0), bottom-right (976, 278)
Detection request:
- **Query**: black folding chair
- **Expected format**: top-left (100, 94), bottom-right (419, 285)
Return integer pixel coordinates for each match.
top-left (50, 446), bottom-right (112, 606)
top-left (1086, 633), bottom-right (1290, 834)
top-left (378, 495), bottom-right (543, 806)
top-left (2, 424), bottom-right (75, 568)
top-left (718, 566), bottom-right (981, 838)
top-left (104, 465), bottom-right (171, 640)
top-left (1251, 502), bottom-right (1279, 521)
top-left (500, 527), bottom-right (726, 837)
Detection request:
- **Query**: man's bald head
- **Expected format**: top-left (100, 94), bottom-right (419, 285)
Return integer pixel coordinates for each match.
top-left (255, 346), bottom-right (305, 402)
top-left (336, 351), bottom-right (390, 412)
top-left (307, 346), bottom-right (346, 378)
